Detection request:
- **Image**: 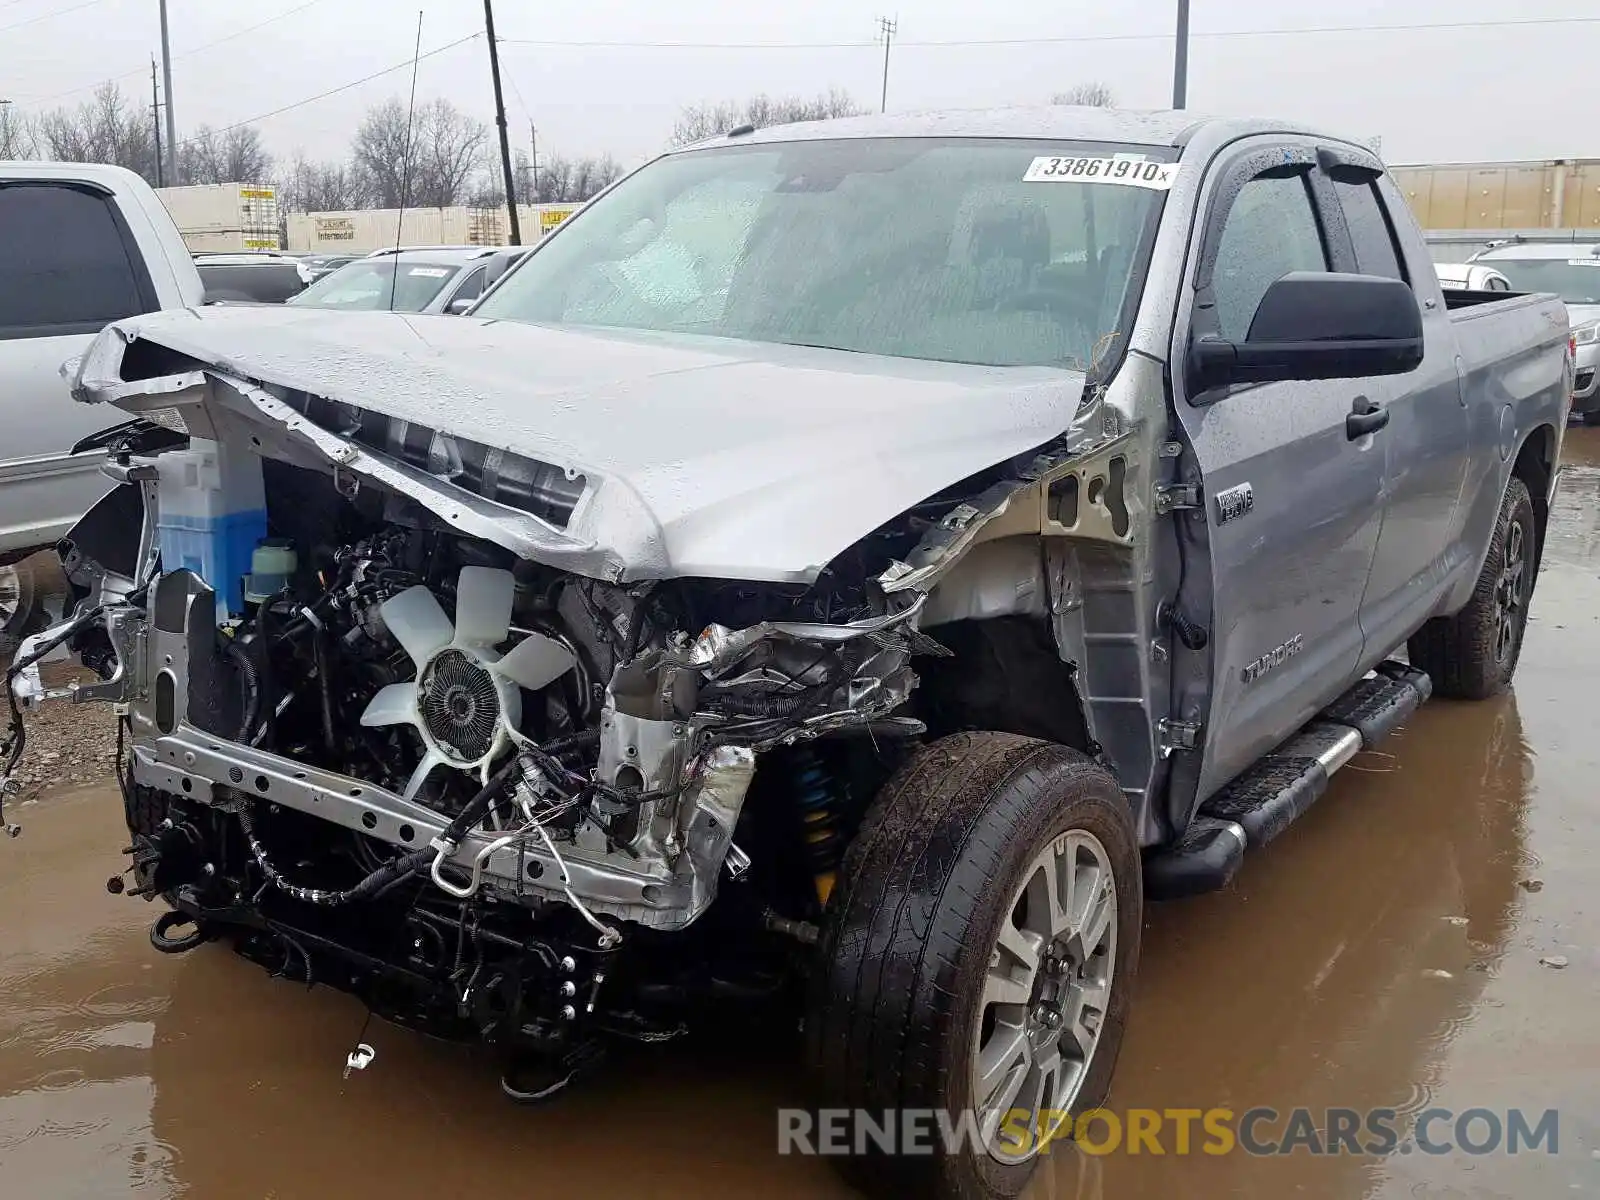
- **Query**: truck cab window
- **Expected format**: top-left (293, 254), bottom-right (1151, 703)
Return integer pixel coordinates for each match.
top-left (448, 267), bottom-right (487, 306)
top-left (1212, 172), bottom-right (1328, 340)
top-left (1335, 179), bottom-right (1407, 283)
top-left (0, 183), bottom-right (148, 337)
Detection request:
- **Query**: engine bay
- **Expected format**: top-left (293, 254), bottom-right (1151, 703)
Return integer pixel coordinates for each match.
top-left (3, 447), bottom-right (940, 1086)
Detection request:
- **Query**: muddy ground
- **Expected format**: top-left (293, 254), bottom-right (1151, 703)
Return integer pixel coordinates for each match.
top-left (3, 434), bottom-right (1600, 1199)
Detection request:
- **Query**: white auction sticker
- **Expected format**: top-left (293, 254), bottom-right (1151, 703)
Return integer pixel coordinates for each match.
top-left (1023, 156), bottom-right (1179, 190)
top-left (407, 267), bottom-right (451, 278)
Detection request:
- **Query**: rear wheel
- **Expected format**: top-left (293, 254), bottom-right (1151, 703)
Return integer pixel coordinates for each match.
top-left (805, 732), bottom-right (1141, 1200)
top-left (1408, 476), bottom-right (1536, 699)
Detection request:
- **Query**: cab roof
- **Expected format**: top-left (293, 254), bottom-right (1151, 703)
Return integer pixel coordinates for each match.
top-left (678, 106), bottom-right (1344, 156)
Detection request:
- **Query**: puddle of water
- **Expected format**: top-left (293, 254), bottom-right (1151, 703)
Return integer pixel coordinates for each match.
top-left (4, 434), bottom-right (1600, 1199)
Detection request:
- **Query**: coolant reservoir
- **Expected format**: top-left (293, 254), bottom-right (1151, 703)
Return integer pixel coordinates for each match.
top-left (243, 539), bottom-right (298, 605)
top-left (152, 438), bottom-right (268, 618)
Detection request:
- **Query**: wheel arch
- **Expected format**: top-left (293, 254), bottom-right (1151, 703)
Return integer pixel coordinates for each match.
top-left (912, 615), bottom-right (1098, 757)
top-left (1510, 422), bottom-right (1556, 586)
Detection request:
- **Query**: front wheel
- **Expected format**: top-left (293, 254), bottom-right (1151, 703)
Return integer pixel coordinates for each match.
top-left (804, 732), bottom-right (1142, 1200)
top-left (1408, 476), bottom-right (1536, 699)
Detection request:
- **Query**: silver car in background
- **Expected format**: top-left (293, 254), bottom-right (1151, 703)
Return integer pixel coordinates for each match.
top-left (1434, 262), bottom-right (1512, 293)
top-left (287, 245), bottom-right (529, 315)
top-left (1469, 243), bottom-right (1600, 421)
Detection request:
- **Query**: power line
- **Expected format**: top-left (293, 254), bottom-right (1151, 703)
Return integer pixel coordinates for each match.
top-left (174, 31), bottom-right (481, 147)
top-left (496, 15), bottom-right (1600, 50)
top-left (0, 0), bottom-right (113, 36)
top-left (20, 0), bottom-right (332, 108)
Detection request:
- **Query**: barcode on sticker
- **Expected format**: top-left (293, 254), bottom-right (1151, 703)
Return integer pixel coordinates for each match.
top-left (1024, 156), bottom-right (1179, 190)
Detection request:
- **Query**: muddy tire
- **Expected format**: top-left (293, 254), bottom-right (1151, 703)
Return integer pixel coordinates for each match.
top-left (804, 732), bottom-right (1141, 1200)
top-left (1409, 476), bottom-right (1536, 700)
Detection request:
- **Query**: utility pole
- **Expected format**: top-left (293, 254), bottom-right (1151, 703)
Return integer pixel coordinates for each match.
top-left (529, 122), bottom-right (539, 202)
top-left (1172, 0), bottom-right (1190, 109)
top-left (150, 60), bottom-right (163, 187)
top-left (159, 0), bottom-right (178, 184)
top-left (877, 17), bottom-right (897, 114)
top-left (483, 0), bottom-right (521, 244)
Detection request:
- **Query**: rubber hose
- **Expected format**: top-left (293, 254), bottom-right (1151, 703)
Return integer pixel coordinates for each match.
top-left (150, 909), bottom-right (208, 954)
top-left (222, 640), bottom-right (261, 743)
top-left (313, 630), bottom-right (337, 754)
top-left (237, 801), bottom-right (433, 906)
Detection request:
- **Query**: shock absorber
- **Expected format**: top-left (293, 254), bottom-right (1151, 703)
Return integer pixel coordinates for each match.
top-left (791, 746), bottom-right (846, 908)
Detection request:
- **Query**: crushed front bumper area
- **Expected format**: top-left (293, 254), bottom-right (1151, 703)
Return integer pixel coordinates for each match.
top-left (3, 554), bottom-right (925, 933)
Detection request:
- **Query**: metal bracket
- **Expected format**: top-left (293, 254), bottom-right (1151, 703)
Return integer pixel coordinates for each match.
top-left (1157, 718), bottom-right (1203, 756)
top-left (1154, 483), bottom-right (1202, 516)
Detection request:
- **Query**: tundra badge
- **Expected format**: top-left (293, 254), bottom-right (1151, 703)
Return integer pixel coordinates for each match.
top-left (1241, 634), bottom-right (1304, 684)
top-left (1215, 482), bottom-right (1255, 525)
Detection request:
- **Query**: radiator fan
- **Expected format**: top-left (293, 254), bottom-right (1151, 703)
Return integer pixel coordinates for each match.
top-left (360, 566), bottom-right (576, 799)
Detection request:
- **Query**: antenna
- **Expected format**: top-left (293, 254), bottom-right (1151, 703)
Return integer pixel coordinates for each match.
top-left (388, 11), bottom-right (425, 313)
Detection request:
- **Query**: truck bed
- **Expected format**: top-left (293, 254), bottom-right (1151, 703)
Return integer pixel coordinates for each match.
top-left (1446, 289), bottom-right (1570, 397)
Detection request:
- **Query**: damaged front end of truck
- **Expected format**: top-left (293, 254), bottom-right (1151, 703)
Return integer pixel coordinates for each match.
top-left (2, 311), bottom-right (1153, 1094)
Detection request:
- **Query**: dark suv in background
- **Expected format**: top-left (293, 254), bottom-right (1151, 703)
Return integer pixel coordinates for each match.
top-left (194, 251), bottom-right (311, 304)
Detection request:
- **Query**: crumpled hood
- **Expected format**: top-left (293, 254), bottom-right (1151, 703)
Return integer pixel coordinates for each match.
top-left (80, 306), bottom-right (1088, 583)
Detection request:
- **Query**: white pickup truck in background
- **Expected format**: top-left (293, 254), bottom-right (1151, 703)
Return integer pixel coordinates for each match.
top-left (0, 161), bottom-right (204, 654)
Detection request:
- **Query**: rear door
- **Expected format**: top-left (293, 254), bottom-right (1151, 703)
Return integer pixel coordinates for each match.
top-left (0, 180), bottom-right (159, 551)
top-left (1324, 164), bottom-right (1471, 654)
top-left (1169, 140), bottom-right (1388, 798)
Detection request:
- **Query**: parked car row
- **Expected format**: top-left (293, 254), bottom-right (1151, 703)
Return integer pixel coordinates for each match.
top-left (187, 245), bottom-right (531, 311)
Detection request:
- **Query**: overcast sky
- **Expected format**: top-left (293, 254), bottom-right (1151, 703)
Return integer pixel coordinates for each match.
top-left (4, 0), bottom-right (1598, 172)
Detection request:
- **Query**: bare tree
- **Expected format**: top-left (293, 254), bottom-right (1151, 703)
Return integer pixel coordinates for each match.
top-left (411, 99), bottom-right (488, 207)
top-left (540, 154), bottom-right (620, 202)
top-left (181, 124), bottom-right (273, 185)
top-left (671, 89), bottom-right (864, 146)
top-left (36, 83), bottom-right (160, 184)
top-left (0, 103), bottom-right (35, 159)
top-left (1051, 83), bottom-right (1116, 107)
top-left (277, 153), bottom-right (366, 212)
top-left (350, 99), bottom-right (413, 208)
top-left (352, 97), bottom-right (488, 208)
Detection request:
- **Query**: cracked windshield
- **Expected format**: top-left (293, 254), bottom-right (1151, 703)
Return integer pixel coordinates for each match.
top-left (476, 138), bottom-right (1168, 367)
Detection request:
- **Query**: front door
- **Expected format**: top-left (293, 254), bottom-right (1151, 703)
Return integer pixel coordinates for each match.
top-left (1169, 141), bottom-right (1388, 799)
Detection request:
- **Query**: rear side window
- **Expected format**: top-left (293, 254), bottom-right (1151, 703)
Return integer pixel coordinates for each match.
top-left (1335, 179), bottom-right (1407, 283)
top-left (198, 263), bottom-right (307, 304)
top-left (446, 266), bottom-right (487, 307)
top-left (1211, 172), bottom-right (1329, 341)
top-left (0, 182), bottom-right (153, 338)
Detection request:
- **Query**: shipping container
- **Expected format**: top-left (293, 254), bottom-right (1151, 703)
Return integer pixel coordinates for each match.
top-left (286, 202), bottom-right (585, 252)
top-left (156, 182), bottom-right (280, 251)
top-left (1391, 160), bottom-right (1600, 231)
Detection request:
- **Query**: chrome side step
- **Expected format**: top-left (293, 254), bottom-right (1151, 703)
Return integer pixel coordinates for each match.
top-left (1144, 661), bottom-right (1431, 899)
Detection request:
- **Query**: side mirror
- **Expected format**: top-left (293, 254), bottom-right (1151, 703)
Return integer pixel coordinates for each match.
top-left (1191, 272), bottom-right (1424, 392)
top-left (483, 254), bottom-right (514, 290)
top-left (447, 296), bottom-right (476, 315)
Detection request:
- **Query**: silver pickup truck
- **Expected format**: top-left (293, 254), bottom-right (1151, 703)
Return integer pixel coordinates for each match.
top-left (3, 109), bottom-right (1569, 1200)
